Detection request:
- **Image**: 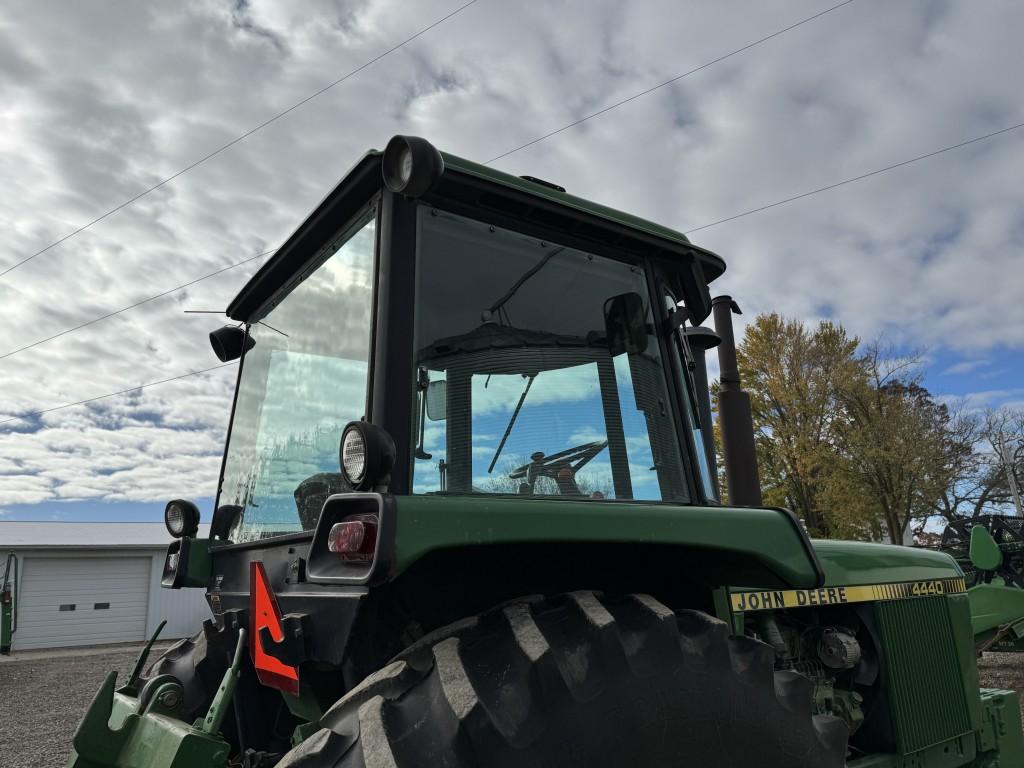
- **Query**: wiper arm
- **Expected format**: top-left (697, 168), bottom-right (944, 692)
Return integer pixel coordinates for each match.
top-left (485, 248), bottom-right (565, 321)
top-left (488, 375), bottom-right (535, 473)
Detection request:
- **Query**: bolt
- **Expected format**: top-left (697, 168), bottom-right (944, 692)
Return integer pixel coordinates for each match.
top-left (157, 689), bottom-right (181, 709)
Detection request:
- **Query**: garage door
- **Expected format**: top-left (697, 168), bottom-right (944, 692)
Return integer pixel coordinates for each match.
top-left (15, 556), bottom-right (151, 650)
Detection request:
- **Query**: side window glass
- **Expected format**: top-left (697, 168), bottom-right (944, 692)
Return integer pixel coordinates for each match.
top-left (666, 295), bottom-right (716, 499)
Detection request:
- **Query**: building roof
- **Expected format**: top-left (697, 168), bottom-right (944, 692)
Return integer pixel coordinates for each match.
top-left (0, 521), bottom-right (210, 549)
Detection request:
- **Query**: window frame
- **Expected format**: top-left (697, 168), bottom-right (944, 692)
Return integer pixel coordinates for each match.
top-left (652, 269), bottom-right (719, 505)
top-left (211, 198), bottom-right (383, 548)
top-left (407, 202), bottom-right (707, 505)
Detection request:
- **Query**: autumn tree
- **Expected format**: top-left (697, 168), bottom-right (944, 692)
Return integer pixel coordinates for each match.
top-left (728, 314), bottom-right (864, 537)
top-left (830, 346), bottom-right (970, 544)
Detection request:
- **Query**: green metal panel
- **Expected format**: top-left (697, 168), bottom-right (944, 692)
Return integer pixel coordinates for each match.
top-left (813, 539), bottom-right (963, 586)
top-left (975, 688), bottom-right (1024, 764)
top-left (947, 593), bottom-right (984, 731)
top-left (440, 153), bottom-right (698, 250)
top-left (968, 580), bottom-right (1024, 637)
top-left (875, 596), bottom-right (973, 754)
top-left (968, 526), bottom-right (1003, 571)
top-left (849, 688), bottom-right (1020, 767)
top-left (392, 495), bottom-right (822, 587)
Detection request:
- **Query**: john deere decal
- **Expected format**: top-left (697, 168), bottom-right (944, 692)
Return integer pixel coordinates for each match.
top-left (731, 577), bottom-right (967, 613)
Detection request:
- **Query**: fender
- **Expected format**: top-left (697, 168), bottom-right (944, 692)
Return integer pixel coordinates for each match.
top-left (390, 495), bottom-right (824, 589)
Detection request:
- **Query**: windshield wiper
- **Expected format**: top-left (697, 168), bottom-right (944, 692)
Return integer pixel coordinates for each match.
top-left (488, 374), bottom-right (536, 473)
top-left (484, 247), bottom-right (565, 322)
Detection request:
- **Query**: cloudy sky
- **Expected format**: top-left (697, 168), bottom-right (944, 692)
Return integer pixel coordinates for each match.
top-left (1, 0), bottom-right (1023, 522)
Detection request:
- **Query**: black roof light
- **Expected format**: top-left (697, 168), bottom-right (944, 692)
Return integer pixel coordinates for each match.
top-left (382, 135), bottom-right (444, 198)
top-left (209, 325), bottom-right (253, 362)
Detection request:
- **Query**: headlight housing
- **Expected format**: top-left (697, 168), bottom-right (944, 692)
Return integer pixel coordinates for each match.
top-left (164, 499), bottom-right (200, 539)
top-left (381, 135), bottom-right (444, 197)
top-left (339, 422), bottom-right (396, 492)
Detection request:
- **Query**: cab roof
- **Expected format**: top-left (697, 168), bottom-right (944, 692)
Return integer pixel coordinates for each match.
top-left (228, 143), bottom-right (725, 322)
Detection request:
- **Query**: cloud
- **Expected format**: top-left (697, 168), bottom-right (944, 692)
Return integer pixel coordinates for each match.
top-left (943, 359), bottom-right (992, 376)
top-left (2, 1), bottom-right (1024, 511)
top-left (947, 388), bottom-right (1024, 413)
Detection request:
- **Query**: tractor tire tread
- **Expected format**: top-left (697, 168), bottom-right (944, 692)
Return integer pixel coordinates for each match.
top-left (277, 592), bottom-right (848, 768)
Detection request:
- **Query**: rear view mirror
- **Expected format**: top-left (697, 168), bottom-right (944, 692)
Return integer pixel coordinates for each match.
top-left (604, 293), bottom-right (649, 356)
top-left (426, 380), bottom-right (447, 421)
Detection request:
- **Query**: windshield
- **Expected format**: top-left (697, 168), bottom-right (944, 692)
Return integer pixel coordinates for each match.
top-left (218, 212), bottom-right (376, 543)
top-left (412, 209), bottom-right (690, 502)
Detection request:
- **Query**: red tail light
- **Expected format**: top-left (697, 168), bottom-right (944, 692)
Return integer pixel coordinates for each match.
top-left (327, 515), bottom-right (378, 562)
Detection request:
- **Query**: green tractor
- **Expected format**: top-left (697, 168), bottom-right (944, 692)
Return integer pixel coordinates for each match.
top-left (938, 516), bottom-right (1024, 652)
top-left (68, 137), bottom-right (1022, 767)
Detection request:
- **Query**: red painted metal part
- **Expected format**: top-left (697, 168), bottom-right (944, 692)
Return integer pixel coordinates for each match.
top-left (249, 560), bottom-right (300, 696)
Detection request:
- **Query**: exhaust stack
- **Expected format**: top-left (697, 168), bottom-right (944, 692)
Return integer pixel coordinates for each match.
top-left (712, 296), bottom-right (762, 506)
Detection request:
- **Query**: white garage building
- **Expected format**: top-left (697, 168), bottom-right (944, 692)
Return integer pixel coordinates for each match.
top-left (0, 521), bottom-right (211, 651)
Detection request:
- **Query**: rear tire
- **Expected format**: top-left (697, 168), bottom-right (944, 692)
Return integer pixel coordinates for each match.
top-left (279, 592), bottom-right (848, 767)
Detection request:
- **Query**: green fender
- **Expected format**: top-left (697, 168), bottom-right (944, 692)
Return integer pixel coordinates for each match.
top-left (391, 496), bottom-right (824, 588)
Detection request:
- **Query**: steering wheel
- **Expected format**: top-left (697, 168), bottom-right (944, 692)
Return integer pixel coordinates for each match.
top-left (509, 440), bottom-right (608, 496)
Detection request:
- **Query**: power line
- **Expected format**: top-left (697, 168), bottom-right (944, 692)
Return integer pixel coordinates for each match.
top-left (0, 249), bottom-right (276, 363)
top-left (0, 0), bottom-right (479, 280)
top-left (7, 125), bottom-right (1023, 429)
top-left (6, 127), bottom-right (1022, 433)
top-left (485, 0), bottom-right (856, 165)
top-left (0, 363), bottom-right (237, 427)
top-left (683, 120), bottom-right (1024, 234)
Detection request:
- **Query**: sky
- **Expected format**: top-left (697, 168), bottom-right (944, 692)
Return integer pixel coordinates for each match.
top-left (1, 0), bottom-right (1023, 522)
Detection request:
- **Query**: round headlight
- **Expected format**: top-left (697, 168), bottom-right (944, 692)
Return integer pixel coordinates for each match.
top-left (339, 422), bottom-right (396, 492)
top-left (382, 135), bottom-right (444, 197)
top-left (397, 145), bottom-right (414, 185)
top-left (164, 499), bottom-right (200, 539)
top-left (341, 427), bottom-right (367, 485)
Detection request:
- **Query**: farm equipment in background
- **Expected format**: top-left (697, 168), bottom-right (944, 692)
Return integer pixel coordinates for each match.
top-left (66, 137), bottom-right (1023, 767)
top-left (939, 515), bottom-right (1024, 652)
top-left (1, 552), bottom-right (16, 655)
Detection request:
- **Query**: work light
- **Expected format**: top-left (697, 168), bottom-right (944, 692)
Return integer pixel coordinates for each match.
top-left (209, 325), bottom-right (253, 362)
top-left (382, 135), bottom-right (444, 198)
top-left (164, 499), bottom-right (200, 539)
top-left (339, 422), bottom-right (396, 492)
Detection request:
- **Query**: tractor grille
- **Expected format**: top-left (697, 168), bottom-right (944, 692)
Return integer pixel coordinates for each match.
top-left (875, 596), bottom-right (973, 754)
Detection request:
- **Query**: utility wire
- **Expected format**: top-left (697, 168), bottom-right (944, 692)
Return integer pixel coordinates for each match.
top-left (0, 363), bottom-right (237, 426)
top-left (683, 120), bottom-right (1024, 234)
top-left (485, 0), bottom-right (856, 165)
top-left (0, 249), bottom-right (276, 363)
top-left (0, 0), bottom-right (479, 280)
top-left (7, 0), bottom-right (1020, 428)
top-left (7, 123), bottom-right (1023, 427)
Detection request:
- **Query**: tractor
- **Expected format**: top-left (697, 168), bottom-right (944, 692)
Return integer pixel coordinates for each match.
top-left (67, 136), bottom-right (1023, 767)
top-left (937, 516), bottom-right (1024, 653)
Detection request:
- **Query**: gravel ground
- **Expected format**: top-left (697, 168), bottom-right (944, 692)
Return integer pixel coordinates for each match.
top-left (0, 645), bottom-right (169, 768)
top-left (1, 645), bottom-right (1022, 767)
top-left (977, 651), bottom-right (1024, 728)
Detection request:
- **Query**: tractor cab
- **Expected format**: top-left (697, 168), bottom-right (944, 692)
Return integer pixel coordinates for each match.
top-left (211, 136), bottom-right (722, 546)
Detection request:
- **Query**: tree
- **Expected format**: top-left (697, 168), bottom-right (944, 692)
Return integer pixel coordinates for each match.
top-left (930, 406), bottom-right (1024, 525)
top-left (725, 313), bottom-right (1016, 544)
top-left (831, 346), bottom-right (969, 545)
top-left (728, 314), bottom-right (864, 537)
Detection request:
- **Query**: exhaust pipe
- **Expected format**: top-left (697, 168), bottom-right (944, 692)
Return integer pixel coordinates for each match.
top-left (712, 296), bottom-right (762, 506)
